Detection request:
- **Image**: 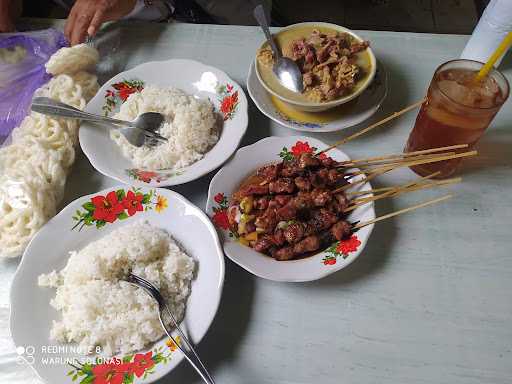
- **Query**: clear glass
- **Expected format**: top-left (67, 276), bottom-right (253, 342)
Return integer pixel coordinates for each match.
top-left (405, 59), bottom-right (510, 178)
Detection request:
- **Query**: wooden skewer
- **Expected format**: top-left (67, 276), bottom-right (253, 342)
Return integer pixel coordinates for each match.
top-left (346, 152), bottom-right (457, 175)
top-left (346, 176), bottom-right (461, 212)
top-left (357, 150), bottom-right (477, 176)
top-left (348, 152), bottom-right (457, 169)
top-left (347, 176), bottom-right (462, 198)
top-left (353, 194), bottom-right (453, 230)
top-left (337, 143), bottom-right (469, 166)
top-left (333, 166), bottom-right (392, 193)
top-left (344, 172), bottom-right (441, 212)
top-left (317, 98), bottom-right (426, 155)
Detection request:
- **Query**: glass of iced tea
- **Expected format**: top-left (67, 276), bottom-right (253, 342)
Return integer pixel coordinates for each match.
top-left (405, 59), bottom-right (510, 178)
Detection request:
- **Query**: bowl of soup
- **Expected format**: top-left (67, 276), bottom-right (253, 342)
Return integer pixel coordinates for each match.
top-left (255, 22), bottom-right (377, 112)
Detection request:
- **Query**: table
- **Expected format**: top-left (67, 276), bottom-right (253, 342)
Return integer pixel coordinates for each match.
top-left (2, 19), bottom-right (512, 384)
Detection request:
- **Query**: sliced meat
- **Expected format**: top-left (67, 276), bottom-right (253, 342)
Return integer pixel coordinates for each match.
top-left (308, 208), bottom-right (338, 233)
top-left (276, 203), bottom-right (297, 221)
top-left (327, 169), bottom-right (342, 185)
top-left (257, 163), bottom-right (282, 181)
top-left (269, 178), bottom-right (295, 194)
top-left (254, 197), bottom-right (269, 211)
top-left (294, 176), bottom-right (312, 191)
top-left (330, 220), bottom-right (353, 241)
top-left (283, 222), bottom-right (305, 244)
top-left (334, 193), bottom-right (349, 212)
top-left (273, 246), bottom-right (295, 261)
top-left (310, 168), bottom-right (329, 188)
top-left (319, 155), bottom-right (336, 168)
top-left (274, 194), bottom-right (293, 206)
top-left (255, 208), bottom-right (277, 233)
top-left (253, 236), bottom-right (273, 253)
top-left (311, 188), bottom-right (332, 207)
top-left (273, 229), bottom-right (286, 246)
top-left (239, 183), bottom-right (269, 197)
top-left (280, 161), bottom-right (302, 178)
top-left (293, 235), bottom-right (320, 255)
top-left (298, 153), bottom-right (320, 169)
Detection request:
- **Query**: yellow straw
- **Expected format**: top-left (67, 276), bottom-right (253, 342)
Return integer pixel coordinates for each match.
top-left (475, 32), bottom-right (512, 81)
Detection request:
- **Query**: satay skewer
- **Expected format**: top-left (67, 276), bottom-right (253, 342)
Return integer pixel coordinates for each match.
top-left (346, 176), bottom-right (461, 197)
top-left (352, 194), bottom-right (453, 230)
top-left (347, 150), bottom-right (477, 177)
top-left (317, 98), bottom-right (426, 155)
top-left (336, 144), bottom-right (469, 167)
top-left (349, 152), bottom-right (458, 170)
top-left (344, 172), bottom-right (441, 212)
top-left (345, 176), bottom-right (461, 212)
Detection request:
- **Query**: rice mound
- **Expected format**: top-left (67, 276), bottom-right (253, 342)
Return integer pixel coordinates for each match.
top-left (110, 86), bottom-right (218, 170)
top-left (38, 221), bottom-right (195, 356)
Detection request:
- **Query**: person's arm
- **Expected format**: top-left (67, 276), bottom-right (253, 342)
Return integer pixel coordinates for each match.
top-left (0, 0), bottom-right (22, 33)
top-left (64, 0), bottom-right (137, 45)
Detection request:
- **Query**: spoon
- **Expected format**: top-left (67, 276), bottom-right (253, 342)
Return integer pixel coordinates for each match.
top-left (253, 5), bottom-right (304, 93)
top-left (31, 97), bottom-right (167, 147)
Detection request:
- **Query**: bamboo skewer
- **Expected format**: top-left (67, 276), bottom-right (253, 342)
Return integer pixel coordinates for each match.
top-left (337, 144), bottom-right (469, 167)
top-left (346, 176), bottom-right (461, 198)
top-left (345, 176), bottom-right (460, 213)
top-left (350, 150), bottom-right (477, 176)
top-left (317, 98), bottom-right (426, 155)
top-left (344, 152), bottom-right (457, 169)
top-left (344, 172), bottom-right (441, 212)
top-left (353, 194), bottom-right (453, 230)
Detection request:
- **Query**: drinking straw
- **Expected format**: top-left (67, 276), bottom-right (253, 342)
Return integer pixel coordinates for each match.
top-left (475, 32), bottom-right (512, 81)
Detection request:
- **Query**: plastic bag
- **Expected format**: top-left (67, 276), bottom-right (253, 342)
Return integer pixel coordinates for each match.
top-left (0, 29), bottom-right (67, 141)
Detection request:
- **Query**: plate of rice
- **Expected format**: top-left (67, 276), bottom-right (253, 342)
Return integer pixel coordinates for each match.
top-left (10, 186), bottom-right (225, 383)
top-left (79, 59), bottom-right (248, 187)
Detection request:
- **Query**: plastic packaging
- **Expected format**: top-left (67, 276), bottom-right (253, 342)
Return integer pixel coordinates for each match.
top-left (460, 0), bottom-right (512, 67)
top-left (0, 29), bottom-right (67, 141)
top-left (0, 40), bottom-right (100, 258)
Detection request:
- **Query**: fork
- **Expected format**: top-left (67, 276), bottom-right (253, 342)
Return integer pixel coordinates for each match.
top-left (124, 273), bottom-right (216, 384)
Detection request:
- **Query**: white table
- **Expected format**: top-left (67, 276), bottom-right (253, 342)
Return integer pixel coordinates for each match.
top-left (2, 19), bottom-right (512, 384)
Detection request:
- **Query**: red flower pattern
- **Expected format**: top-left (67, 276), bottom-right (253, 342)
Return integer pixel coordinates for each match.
top-left (91, 360), bottom-right (129, 384)
top-left (131, 351), bottom-right (155, 378)
top-left (220, 91), bottom-right (238, 120)
top-left (214, 193), bottom-right (225, 204)
top-left (336, 235), bottom-right (361, 255)
top-left (91, 191), bottom-right (124, 223)
top-left (323, 258), bottom-right (336, 265)
top-left (122, 190), bottom-right (144, 216)
top-left (212, 210), bottom-right (230, 230)
top-left (291, 141), bottom-right (314, 156)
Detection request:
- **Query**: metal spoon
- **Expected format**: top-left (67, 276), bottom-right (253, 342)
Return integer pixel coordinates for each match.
top-left (31, 97), bottom-right (167, 147)
top-left (253, 5), bottom-right (304, 93)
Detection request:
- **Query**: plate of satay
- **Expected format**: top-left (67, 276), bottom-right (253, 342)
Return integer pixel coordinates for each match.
top-left (206, 128), bottom-right (474, 282)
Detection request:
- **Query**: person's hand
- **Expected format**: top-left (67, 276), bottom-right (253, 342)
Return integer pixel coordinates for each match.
top-left (65, 0), bottom-right (137, 45)
top-left (0, 0), bottom-right (21, 33)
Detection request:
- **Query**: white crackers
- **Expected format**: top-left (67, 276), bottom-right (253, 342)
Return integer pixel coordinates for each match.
top-left (0, 44), bottom-right (100, 258)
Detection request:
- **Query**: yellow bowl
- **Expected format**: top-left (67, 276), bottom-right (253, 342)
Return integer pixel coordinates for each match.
top-left (255, 22), bottom-right (377, 112)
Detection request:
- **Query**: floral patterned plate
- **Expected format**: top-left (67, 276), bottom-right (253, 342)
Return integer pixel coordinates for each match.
top-left (10, 186), bottom-right (225, 383)
top-left (79, 59), bottom-right (248, 187)
top-left (206, 136), bottom-right (375, 282)
top-left (247, 61), bottom-right (388, 133)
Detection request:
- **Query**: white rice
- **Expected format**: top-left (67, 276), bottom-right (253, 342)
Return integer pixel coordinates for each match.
top-left (38, 221), bottom-right (195, 356)
top-left (110, 86), bottom-right (218, 170)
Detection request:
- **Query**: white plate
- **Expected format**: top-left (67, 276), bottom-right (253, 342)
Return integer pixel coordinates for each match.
top-left (10, 186), bottom-right (225, 383)
top-left (80, 59), bottom-right (248, 187)
top-left (247, 61), bottom-right (388, 133)
top-left (206, 136), bottom-right (375, 282)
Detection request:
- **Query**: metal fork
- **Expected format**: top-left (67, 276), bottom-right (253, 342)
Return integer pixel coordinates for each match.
top-left (124, 273), bottom-right (216, 384)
